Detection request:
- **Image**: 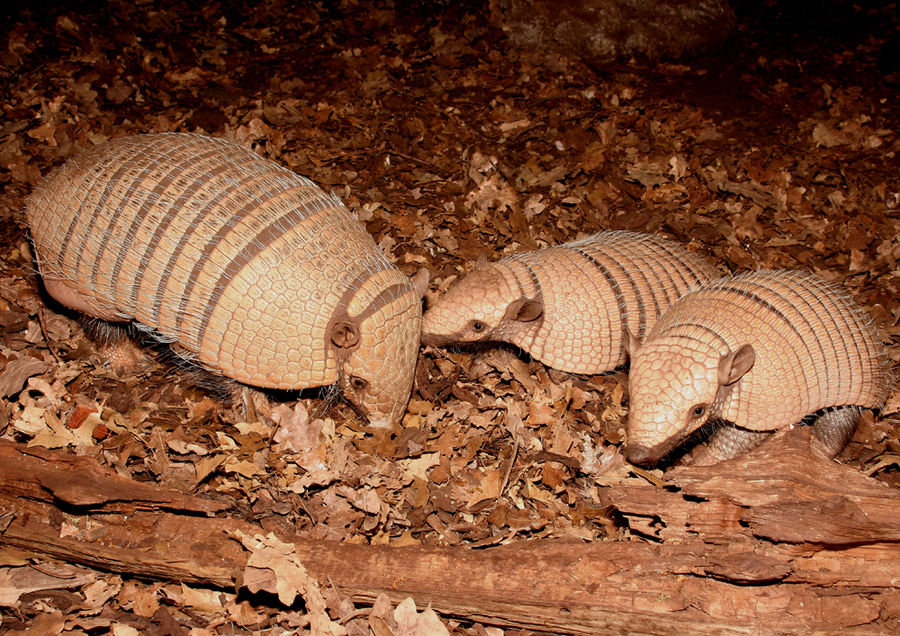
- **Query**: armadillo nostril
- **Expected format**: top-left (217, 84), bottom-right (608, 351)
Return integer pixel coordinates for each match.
top-left (625, 444), bottom-right (656, 466)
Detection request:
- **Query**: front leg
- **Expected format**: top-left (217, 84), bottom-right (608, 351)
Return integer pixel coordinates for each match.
top-left (812, 405), bottom-right (861, 458)
top-left (81, 317), bottom-right (149, 374)
top-left (690, 421), bottom-right (771, 465)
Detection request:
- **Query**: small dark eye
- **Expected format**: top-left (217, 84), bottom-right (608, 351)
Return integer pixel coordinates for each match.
top-left (690, 404), bottom-right (708, 419)
top-left (349, 376), bottom-right (368, 392)
top-left (471, 320), bottom-right (485, 332)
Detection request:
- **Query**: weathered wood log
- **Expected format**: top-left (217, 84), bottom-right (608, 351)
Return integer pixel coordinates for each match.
top-left (0, 442), bottom-right (229, 514)
top-left (490, 0), bottom-right (736, 64)
top-left (601, 427), bottom-right (900, 546)
top-left (0, 438), bottom-right (898, 634)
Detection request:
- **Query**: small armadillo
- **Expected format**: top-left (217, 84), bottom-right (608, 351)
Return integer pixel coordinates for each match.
top-left (421, 230), bottom-right (718, 375)
top-left (25, 132), bottom-right (423, 426)
top-left (626, 269), bottom-right (892, 465)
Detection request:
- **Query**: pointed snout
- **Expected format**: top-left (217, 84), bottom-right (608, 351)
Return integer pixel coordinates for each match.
top-left (625, 443), bottom-right (658, 467)
top-left (625, 432), bottom-right (683, 467)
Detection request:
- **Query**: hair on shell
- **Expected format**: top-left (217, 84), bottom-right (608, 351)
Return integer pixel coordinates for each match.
top-left (311, 381), bottom-right (345, 421)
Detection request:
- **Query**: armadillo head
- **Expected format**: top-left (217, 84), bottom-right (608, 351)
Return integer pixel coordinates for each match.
top-left (333, 273), bottom-right (425, 428)
top-left (421, 262), bottom-right (543, 347)
top-left (625, 333), bottom-right (755, 466)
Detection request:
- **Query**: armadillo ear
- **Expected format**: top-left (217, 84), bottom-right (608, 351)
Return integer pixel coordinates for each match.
top-left (505, 298), bottom-right (543, 322)
top-left (718, 344), bottom-right (755, 386)
top-left (624, 327), bottom-right (641, 357)
top-left (410, 268), bottom-right (430, 297)
top-left (330, 321), bottom-right (360, 349)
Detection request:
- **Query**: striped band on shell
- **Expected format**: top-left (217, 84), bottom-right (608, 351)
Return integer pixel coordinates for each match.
top-left (422, 230), bottom-right (719, 375)
top-left (626, 269), bottom-right (892, 464)
top-left (26, 132), bottom-right (422, 425)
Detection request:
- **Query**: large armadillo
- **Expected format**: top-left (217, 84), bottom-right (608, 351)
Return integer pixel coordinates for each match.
top-left (25, 132), bottom-right (423, 426)
top-left (626, 269), bottom-right (892, 465)
top-left (421, 230), bottom-right (718, 375)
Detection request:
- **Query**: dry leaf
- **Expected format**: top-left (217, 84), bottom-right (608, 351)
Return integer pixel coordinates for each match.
top-left (233, 531), bottom-right (346, 635)
top-left (0, 357), bottom-right (50, 397)
top-left (393, 597), bottom-right (450, 636)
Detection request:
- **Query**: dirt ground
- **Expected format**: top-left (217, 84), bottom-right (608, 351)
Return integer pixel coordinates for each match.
top-left (0, 1), bottom-right (898, 634)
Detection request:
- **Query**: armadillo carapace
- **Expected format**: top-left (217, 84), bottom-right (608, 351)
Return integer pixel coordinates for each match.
top-left (25, 132), bottom-right (423, 426)
top-left (422, 230), bottom-right (718, 375)
top-left (626, 269), bottom-right (891, 465)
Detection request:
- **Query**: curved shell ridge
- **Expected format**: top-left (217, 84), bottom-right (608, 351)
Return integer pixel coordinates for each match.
top-left (649, 270), bottom-right (890, 429)
top-left (25, 132), bottom-right (394, 393)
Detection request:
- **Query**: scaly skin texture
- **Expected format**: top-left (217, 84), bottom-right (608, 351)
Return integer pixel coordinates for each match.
top-left (422, 230), bottom-right (718, 375)
top-left (626, 269), bottom-right (891, 465)
top-left (26, 133), bottom-right (422, 426)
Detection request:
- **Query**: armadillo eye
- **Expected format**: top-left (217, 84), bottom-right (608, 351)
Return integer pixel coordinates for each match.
top-left (690, 404), bottom-right (708, 419)
top-left (349, 376), bottom-right (368, 392)
top-left (470, 320), bottom-right (485, 332)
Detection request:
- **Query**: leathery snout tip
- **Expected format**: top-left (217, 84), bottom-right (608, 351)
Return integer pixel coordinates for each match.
top-left (625, 443), bottom-right (657, 467)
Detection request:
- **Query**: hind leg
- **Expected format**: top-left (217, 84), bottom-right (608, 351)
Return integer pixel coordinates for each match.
top-left (690, 421), bottom-right (771, 465)
top-left (812, 405), bottom-right (861, 458)
top-left (80, 317), bottom-right (148, 374)
top-left (41, 277), bottom-right (146, 374)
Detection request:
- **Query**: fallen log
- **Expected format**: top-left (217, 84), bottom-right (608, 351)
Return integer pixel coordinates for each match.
top-left (0, 435), bottom-right (898, 634)
top-left (601, 428), bottom-right (900, 547)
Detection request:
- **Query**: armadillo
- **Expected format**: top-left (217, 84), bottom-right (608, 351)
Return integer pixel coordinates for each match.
top-left (25, 132), bottom-right (423, 426)
top-left (421, 230), bottom-right (719, 375)
top-left (625, 269), bottom-right (892, 465)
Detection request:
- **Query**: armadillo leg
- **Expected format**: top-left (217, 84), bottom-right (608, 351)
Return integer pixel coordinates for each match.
top-left (232, 385), bottom-right (272, 424)
top-left (80, 317), bottom-right (148, 374)
top-left (692, 421), bottom-right (771, 465)
top-left (812, 405), bottom-right (861, 458)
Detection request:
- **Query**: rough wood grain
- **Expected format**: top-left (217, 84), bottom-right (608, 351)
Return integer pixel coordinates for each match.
top-left (604, 428), bottom-right (900, 547)
top-left (1, 438), bottom-right (897, 633)
top-left (0, 441), bottom-right (228, 514)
